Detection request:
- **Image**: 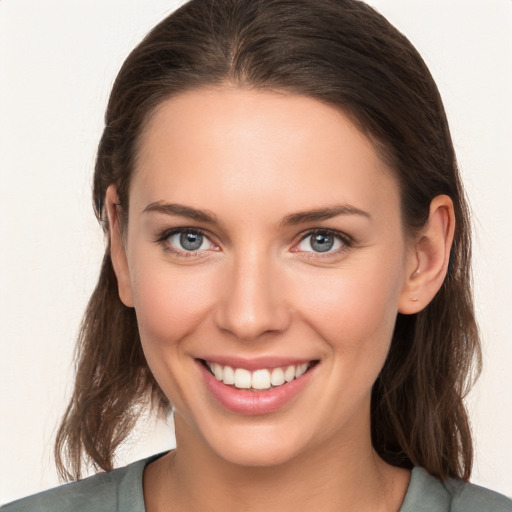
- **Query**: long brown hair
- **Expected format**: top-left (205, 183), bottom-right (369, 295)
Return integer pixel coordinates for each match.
top-left (55, 0), bottom-right (481, 482)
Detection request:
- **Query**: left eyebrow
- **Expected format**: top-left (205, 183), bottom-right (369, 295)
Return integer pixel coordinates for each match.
top-left (142, 201), bottom-right (220, 225)
top-left (279, 205), bottom-right (371, 227)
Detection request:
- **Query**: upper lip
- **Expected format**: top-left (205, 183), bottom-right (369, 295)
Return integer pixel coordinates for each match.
top-left (197, 355), bottom-right (317, 371)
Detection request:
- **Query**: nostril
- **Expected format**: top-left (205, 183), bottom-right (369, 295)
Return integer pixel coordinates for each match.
top-left (213, 269), bottom-right (291, 340)
top-left (214, 304), bottom-right (292, 342)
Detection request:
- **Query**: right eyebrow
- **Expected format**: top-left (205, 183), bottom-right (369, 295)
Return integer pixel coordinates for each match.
top-left (279, 204), bottom-right (371, 227)
top-left (142, 201), bottom-right (220, 225)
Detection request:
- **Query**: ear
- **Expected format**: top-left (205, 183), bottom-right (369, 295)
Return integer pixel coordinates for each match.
top-left (398, 195), bottom-right (455, 315)
top-left (105, 185), bottom-right (134, 307)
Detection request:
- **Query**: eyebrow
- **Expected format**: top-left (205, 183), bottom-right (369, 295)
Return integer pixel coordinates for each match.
top-left (279, 205), bottom-right (371, 227)
top-left (143, 201), bottom-right (220, 224)
top-left (142, 201), bottom-right (370, 226)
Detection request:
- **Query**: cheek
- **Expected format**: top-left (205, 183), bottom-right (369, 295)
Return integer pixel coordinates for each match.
top-left (128, 259), bottom-right (213, 346)
top-left (293, 259), bottom-right (404, 356)
top-left (127, 259), bottom-right (217, 412)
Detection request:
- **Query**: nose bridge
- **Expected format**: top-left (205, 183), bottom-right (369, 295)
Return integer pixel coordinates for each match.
top-left (215, 244), bottom-right (290, 340)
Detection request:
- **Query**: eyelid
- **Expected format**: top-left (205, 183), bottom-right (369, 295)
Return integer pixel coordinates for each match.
top-left (154, 226), bottom-right (353, 259)
top-left (291, 228), bottom-right (353, 256)
top-left (155, 227), bottom-right (219, 257)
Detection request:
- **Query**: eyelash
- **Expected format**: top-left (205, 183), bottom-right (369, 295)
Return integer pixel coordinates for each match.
top-left (155, 227), bottom-right (353, 258)
top-left (293, 228), bottom-right (353, 258)
top-left (155, 227), bottom-right (216, 258)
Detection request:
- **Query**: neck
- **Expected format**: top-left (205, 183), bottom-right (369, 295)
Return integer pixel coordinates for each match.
top-left (143, 415), bottom-right (410, 512)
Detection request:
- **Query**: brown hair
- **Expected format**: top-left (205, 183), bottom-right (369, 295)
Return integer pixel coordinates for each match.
top-left (55, 0), bottom-right (481, 482)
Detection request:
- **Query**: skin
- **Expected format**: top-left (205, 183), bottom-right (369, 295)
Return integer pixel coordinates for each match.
top-left (107, 86), bottom-right (455, 511)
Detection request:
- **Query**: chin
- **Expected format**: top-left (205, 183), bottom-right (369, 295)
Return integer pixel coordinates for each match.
top-left (202, 421), bottom-right (313, 468)
top-left (219, 443), bottom-right (301, 468)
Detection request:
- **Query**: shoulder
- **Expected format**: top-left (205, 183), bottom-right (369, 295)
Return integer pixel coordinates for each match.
top-left (400, 467), bottom-right (512, 512)
top-left (1, 470), bottom-right (126, 512)
top-left (0, 454), bottom-right (165, 512)
top-left (444, 475), bottom-right (512, 512)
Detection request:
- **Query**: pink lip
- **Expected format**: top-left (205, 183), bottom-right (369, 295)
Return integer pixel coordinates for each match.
top-left (197, 359), bottom-right (317, 415)
top-left (199, 355), bottom-right (313, 371)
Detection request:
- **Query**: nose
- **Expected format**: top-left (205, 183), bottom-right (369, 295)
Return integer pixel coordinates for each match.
top-left (214, 250), bottom-right (291, 341)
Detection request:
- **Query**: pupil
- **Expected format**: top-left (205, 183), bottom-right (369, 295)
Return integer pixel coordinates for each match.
top-left (180, 231), bottom-right (203, 251)
top-left (311, 233), bottom-right (333, 252)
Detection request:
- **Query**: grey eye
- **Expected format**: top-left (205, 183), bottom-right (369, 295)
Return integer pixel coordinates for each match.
top-left (296, 231), bottom-right (344, 253)
top-left (179, 231), bottom-right (204, 251)
top-left (310, 232), bottom-right (334, 252)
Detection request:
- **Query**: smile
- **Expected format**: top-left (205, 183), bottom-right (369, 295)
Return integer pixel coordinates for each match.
top-left (205, 361), bottom-right (312, 391)
top-left (198, 358), bottom-right (319, 414)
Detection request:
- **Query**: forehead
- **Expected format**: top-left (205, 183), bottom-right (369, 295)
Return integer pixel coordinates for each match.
top-left (131, 87), bottom-right (400, 223)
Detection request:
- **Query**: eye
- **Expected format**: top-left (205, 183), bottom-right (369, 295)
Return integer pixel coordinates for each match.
top-left (157, 228), bottom-right (217, 256)
top-left (295, 230), bottom-right (347, 254)
top-left (170, 230), bottom-right (208, 251)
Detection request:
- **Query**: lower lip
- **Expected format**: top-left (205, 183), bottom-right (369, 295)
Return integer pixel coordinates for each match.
top-left (198, 361), bottom-right (316, 415)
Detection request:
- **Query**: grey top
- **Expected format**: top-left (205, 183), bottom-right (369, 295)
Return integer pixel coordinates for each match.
top-left (2, 453), bottom-right (511, 512)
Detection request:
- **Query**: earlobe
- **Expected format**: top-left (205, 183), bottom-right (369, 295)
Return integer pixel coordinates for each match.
top-left (398, 195), bottom-right (455, 315)
top-left (105, 185), bottom-right (134, 308)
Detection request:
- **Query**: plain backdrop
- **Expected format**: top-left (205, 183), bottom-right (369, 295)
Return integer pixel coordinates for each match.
top-left (1, 0), bottom-right (511, 504)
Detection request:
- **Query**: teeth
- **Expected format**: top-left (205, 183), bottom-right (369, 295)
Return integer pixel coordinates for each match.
top-left (212, 363), bottom-right (223, 381)
top-left (270, 367), bottom-right (285, 386)
top-left (234, 368), bottom-right (251, 389)
top-left (251, 369), bottom-right (271, 390)
top-left (223, 365), bottom-right (235, 385)
top-left (295, 363), bottom-right (308, 378)
top-left (206, 361), bottom-right (312, 391)
top-left (284, 365), bottom-right (295, 382)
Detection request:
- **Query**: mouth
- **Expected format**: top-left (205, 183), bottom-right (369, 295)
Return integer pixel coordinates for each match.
top-left (199, 359), bottom-right (319, 392)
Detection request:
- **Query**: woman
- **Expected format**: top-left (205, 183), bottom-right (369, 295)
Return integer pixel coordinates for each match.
top-left (2, 0), bottom-right (510, 510)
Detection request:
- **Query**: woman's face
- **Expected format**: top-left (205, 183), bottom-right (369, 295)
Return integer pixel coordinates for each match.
top-left (114, 87), bottom-right (418, 467)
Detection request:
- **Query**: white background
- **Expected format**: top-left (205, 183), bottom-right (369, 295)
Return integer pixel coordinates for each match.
top-left (1, 0), bottom-right (511, 504)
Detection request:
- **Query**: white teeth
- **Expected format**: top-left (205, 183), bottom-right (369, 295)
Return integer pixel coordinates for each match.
top-left (207, 361), bottom-right (312, 390)
top-left (251, 369), bottom-right (271, 390)
top-left (270, 367), bottom-right (285, 386)
top-left (284, 365), bottom-right (296, 382)
top-left (295, 363), bottom-right (308, 378)
top-left (234, 368), bottom-right (252, 389)
top-left (223, 365), bottom-right (235, 385)
top-left (212, 363), bottom-right (223, 381)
